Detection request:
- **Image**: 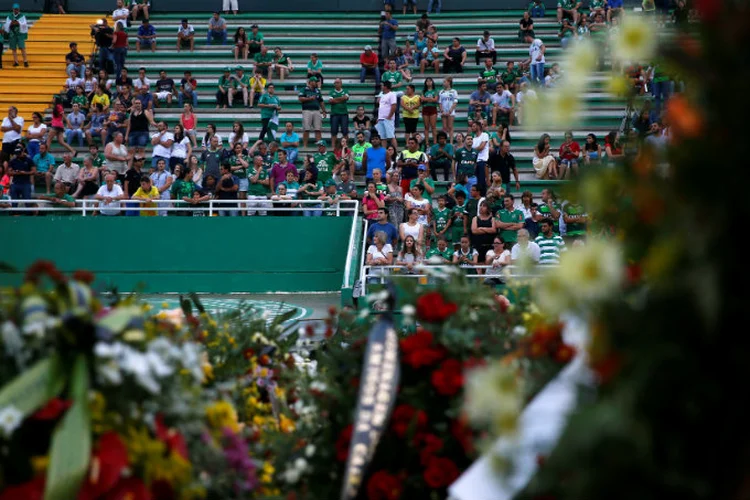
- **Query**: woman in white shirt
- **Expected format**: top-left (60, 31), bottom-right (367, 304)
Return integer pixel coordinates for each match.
top-left (404, 184), bottom-right (431, 226)
top-left (25, 112), bottom-right (48, 159)
top-left (170, 124), bottom-right (192, 172)
top-left (439, 76), bottom-right (458, 145)
top-left (187, 154), bottom-right (203, 187)
top-left (365, 231), bottom-right (394, 281)
top-left (399, 208), bottom-right (424, 251)
top-left (65, 70), bottom-right (84, 101)
top-left (228, 121), bottom-right (249, 150)
top-left (82, 68), bottom-right (98, 95)
top-left (396, 235), bottom-right (422, 274)
top-left (484, 236), bottom-right (511, 284)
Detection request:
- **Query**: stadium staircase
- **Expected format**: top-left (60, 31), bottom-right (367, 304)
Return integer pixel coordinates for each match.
top-left (5, 10), bottom-right (626, 197)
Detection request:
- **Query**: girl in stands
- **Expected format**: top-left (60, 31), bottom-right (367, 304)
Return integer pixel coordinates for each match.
top-left (583, 133), bottom-right (601, 165)
top-left (396, 234), bottom-right (422, 274)
top-left (180, 103), bottom-right (198, 148)
top-left (386, 170), bottom-right (405, 225)
top-left (439, 77), bottom-right (458, 145)
top-left (187, 154), bottom-right (203, 187)
top-left (171, 124), bottom-right (192, 173)
top-left (421, 77), bottom-right (438, 146)
top-left (234, 27), bottom-right (248, 61)
top-left (201, 123), bottom-right (222, 150)
top-left (47, 97), bottom-right (76, 154)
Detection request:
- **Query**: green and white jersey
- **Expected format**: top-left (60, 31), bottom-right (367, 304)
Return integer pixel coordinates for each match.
top-left (590, 0), bottom-right (606, 10)
top-left (382, 71), bottom-right (402, 87)
top-left (535, 234), bottom-right (566, 264)
top-left (329, 88), bottom-right (350, 115)
top-left (258, 93), bottom-right (280, 119)
top-left (479, 67), bottom-right (499, 85)
top-left (454, 148), bottom-right (478, 177)
top-left (218, 75), bottom-right (234, 90)
top-left (247, 168), bottom-right (270, 196)
top-left (450, 204), bottom-right (467, 241)
top-left (558, 0), bottom-right (576, 9)
top-left (564, 203), bottom-right (587, 236)
top-left (433, 207), bottom-right (452, 234)
top-left (426, 247), bottom-right (453, 262)
top-left (313, 152), bottom-right (337, 182)
top-left (230, 154), bottom-right (248, 178)
top-left (538, 201), bottom-right (561, 233)
top-left (496, 208), bottom-right (524, 243)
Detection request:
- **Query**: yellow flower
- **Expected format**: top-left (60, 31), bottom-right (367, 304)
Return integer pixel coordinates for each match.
top-left (206, 401), bottom-right (240, 433)
top-left (610, 17), bottom-right (657, 62)
top-left (201, 362), bottom-right (214, 382)
top-left (279, 414), bottom-right (296, 433)
top-left (606, 74), bottom-right (632, 97)
top-left (260, 461), bottom-right (275, 484)
top-left (155, 308), bottom-right (185, 329)
top-left (31, 455), bottom-right (49, 475)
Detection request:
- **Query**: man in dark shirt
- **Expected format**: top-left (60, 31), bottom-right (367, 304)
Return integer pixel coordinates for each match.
top-left (179, 70), bottom-right (198, 107)
top-left (123, 155), bottom-right (145, 216)
top-left (154, 70), bottom-right (176, 108)
top-left (216, 164), bottom-right (239, 216)
top-left (115, 67), bottom-right (133, 94)
top-left (92, 19), bottom-right (114, 73)
top-left (65, 42), bottom-right (85, 78)
top-left (488, 139), bottom-right (520, 192)
top-left (7, 144), bottom-right (35, 202)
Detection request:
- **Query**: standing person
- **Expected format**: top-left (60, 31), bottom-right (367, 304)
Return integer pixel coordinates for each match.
top-left (471, 121), bottom-right (490, 191)
top-left (397, 136), bottom-right (428, 195)
top-left (311, 140), bottom-right (337, 185)
top-left (471, 201), bottom-right (497, 263)
top-left (439, 77), bottom-right (458, 145)
top-left (258, 83), bottom-right (281, 142)
top-left (526, 38), bottom-right (546, 85)
top-left (495, 193), bottom-right (525, 246)
top-left (298, 76), bottom-right (326, 148)
top-left (149, 158), bottom-right (173, 216)
top-left (104, 132), bottom-right (130, 180)
top-left (279, 122), bottom-right (300, 164)
top-left (428, 131), bottom-right (454, 182)
top-left (488, 139), bottom-right (520, 193)
top-left (3, 3), bottom-right (28, 67)
top-left (375, 81), bottom-right (398, 150)
top-left (223, 0), bottom-right (239, 15)
top-left (420, 77), bottom-right (439, 147)
top-left (170, 124), bottom-right (191, 172)
top-left (177, 18), bottom-right (195, 52)
top-left (111, 24), bottom-right (128, 79)
top-left (476, 31), bottom-right (496, 66)
top-left (454, 135), bottom-right (478, 192)
top-left (150, 121), bottom-right (174, 171)
top-left (7, 144), bottom-right (35, 202)
top-left (379, 11), bottom-right (399, 61)
top-left (329, 78), bottom-right (350, 142)
top-left (361, 134), bottom-right (386, 183)
top-left (400, 84), bottom-right (421, 146)
top-left (246, 155), bottom-right (270, 216)
top-left (1, 106), bottom-right (24, 164)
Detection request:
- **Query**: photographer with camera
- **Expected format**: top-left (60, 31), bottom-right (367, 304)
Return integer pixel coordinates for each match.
top-left (91, 18), bottom-right (114, 73)
top-left (3, 3), bottom-right (29, 67)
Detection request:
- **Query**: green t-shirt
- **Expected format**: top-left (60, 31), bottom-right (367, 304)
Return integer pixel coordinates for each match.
top-left (450, 204), bottom-right (467, 242)
top-left (313, 152), bottom-right (337, 182)
top-left (433, 206), bottom-right (452, 235)
top-left (538, 201), bottom-right (561, 233)
top-left (496, 208), bottom-right (525, 243)
top-left (307, 60), bottom-right (323, 72)
top-left (171, 179), bottom-right (196, 201)
top-left (249, 32), bottom-right (264, 47)
top-left (564, 203), bottom-right (587, 236)
top-left (298, 86), bottom-right (322, 111)
top-left (382, 71), bottom-right (402, 87)
top-left (299, 181), bottom-right (323, 200)
top-left (426, 247), bottom-right (453, 262)
top-left (49, 194), bottom-right (76, 216)
top-left (500, 68), bottom-right (522, 86)
top-left (254, 52), bottom-right (274, 66)
top-left (329, 88), bottom-right (349, 115)
top-left (218, 75), bottom-right (234, 90)
top-left (454, 148), bottom-right (478, 177)
top-left (276, 54), bottom-right (291, 66)
top-left (72, 95), bottom-right (88, 108)
top-left (258, 93), bottom-right (280, 119)
top-left (409, 177), bottom-right (434, 203)
top-left (352, 142), bottom-right (371, 164)
top-left (87, 152), bottom-right (106, 168)
top-left (590, 0), bottom-right (606, 9)
top-left (429, 143), bottom-right (454, 164)
top-left (559, 0), bottom-right (576, 9)
top-left (230, 154), bottom-right (249, 178)
top-left (247, 168), bottom-right (270, 196)
top-left (374, 182), bottom-right (387, 198)
top-left (234, 73), bottom-right (251, 88)
top-left (479, 67), bottom-right (499, 85)
top-left (422, 89), bottom-right (438, 108)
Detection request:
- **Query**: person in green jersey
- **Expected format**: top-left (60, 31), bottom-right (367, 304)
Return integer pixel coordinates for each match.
top-left (500, 61), bottom-right (522, 94)
top-left (230, 66), bottom-right (251, 108)
top-left (426, 237), bottom-right (454, 263)
top-left (298, 168), bottom-right (324, 216)
top-left (351, 131), bottom-right (372, 174)
top-left (479, 58), bottom-right (500, 92)
top-left (382, 60), bottom-right (405, 127)
top-left (329, 78), bottom-right (350, 141)
top-left (247, 155), bottom-right (271, 215)
top-left (312, 140), bottom-right (338, 183)
top-left (557, 0), bottom-right (582, 24)
top-left (307, 53), bottom-right (324, 88)
top-left (253, 45), bottom-right (275, 80)
top-left (216, 67), bottom-right (234, 108)
top-left (428, 131), bottom-right (454, 182)
top-left (563, 198), bottom-right (588, 241)
top-left (38, 182), bottom-right (76, 216)
top-left (589, 0), bottom-right (606, 17)
top-left (495, 193), bottom-right (525, 244)
top-left (537, 188), bottom-right (562, 234)
top-left (535, 218), bottom-right (567, 264)
top-left (454, 135), bottom-right (479, 190)
top-left (258, 83), bottom-right (281, 142)
top-left (450, 190), bottom-right (468, 247)
top-left (432, 195), bottom-right (453, 243)
top-left (372, 168), bottom-right (388, 197)
top-left (409, 165), bottom-right (435, 203)
top-left (248, 24), bottom-right (264, 57)
top-left (559, 18), bottom-right (576, 49)
top-left (272, 46), bottom-right (294, 82)
top-left (3, 3), bottom-right (28, 67)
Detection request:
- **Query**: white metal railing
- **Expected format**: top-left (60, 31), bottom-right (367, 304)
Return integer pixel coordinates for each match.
top-left (360, 264), bottom-right (558, 295)
top-left (0, 198), bottom-right (359, 216)
top-left (341, 201), bottom-right (362, 289)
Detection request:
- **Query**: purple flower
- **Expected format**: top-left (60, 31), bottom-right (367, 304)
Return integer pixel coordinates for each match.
top-left (221, 427), bottom-right (259, 492)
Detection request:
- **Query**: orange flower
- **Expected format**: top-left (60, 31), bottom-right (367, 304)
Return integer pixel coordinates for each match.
top-left (666, 96), bottom-right (703, 139)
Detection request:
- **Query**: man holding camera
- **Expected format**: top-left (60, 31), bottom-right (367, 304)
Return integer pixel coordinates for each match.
top-left (91, 18), bottom-right (114, 73)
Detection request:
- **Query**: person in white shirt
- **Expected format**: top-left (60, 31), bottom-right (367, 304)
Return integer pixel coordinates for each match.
top-left (491, 86), bottom-right (515, 128)
top-left (471, 121), bottom-right (490, 189)
top-left (525, 38), bottom-right (546, 85)
top-left (149, 158), bottom-right (173, 216)
top-left (376, 81), bottom-right (398, 149)
top-left (150, 121), bottom-right (174, 171)
top-left (475, 30), bottom-right (496, 65)
top-left (1, 106), bottom-right (24, 162)
top-left (515, 81), bottom-right (537, 126)
top-left (65, 103), bottom-right (86, 148)
top-left (365, 230), bottom-right (394, 280)
top-left (484, 236), bottom-right (511, 284)
top-left (112, 0), bottom-right (130, 30)
top-left (177, 19), bottom-right (195, 52)
top-left (510, 229), bottom-right (541, 265)
top-left (134, 67), bottom-right (151, 91)
top-left (95, 173), bottom-right (126, 215)
top-left (53, 153), bottom-right (81, 189)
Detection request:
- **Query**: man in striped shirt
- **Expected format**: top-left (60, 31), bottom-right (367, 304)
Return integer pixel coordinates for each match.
top-left (535, 218), bottom-right (566, 264)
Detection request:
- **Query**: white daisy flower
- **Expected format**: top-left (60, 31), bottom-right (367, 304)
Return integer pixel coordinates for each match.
top-left (0, 405), bottom-right (24, 437)
top-left (610, 17), bottom-right (657, 62)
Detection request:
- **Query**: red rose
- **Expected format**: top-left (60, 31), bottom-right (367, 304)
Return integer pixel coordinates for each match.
top-left (102, 477), bottom-right (150, 500)
top-left (422, 456), bottom-right (460, 489)
top-left (335, 425), bottom-right (353, 462)
top-left (417, 433), bottom-right (444, 466)
top-left (78, 432), bottom-right (130, 500)
top-left (72, 269), bottom-right (96, 284)
top-left (416, 292), bottom-right (458, 323)
top-left (399, 330), bottom-right (446, 369)
top-left (31, 398), bottom-right (71, 421)
top-left (430, 359), bottom-right (464, 396)
top-left (390, 405), bottom-right (428, 439)
top-left (450, 417), bottom-right (475, 456)
top-left (494, 294), bottom-right (510, 313)
top-left (366, 470), bottom-right (402, 500)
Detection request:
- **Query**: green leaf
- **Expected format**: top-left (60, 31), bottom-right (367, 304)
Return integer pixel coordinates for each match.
top-left (44, 355), bottom-right (91, 500)
top-left (271, 308), bottom-right (297, 329)
top-left (0, 357), bottom-right (66, 417)
top-left (95, 305), bottom-right (143, 337)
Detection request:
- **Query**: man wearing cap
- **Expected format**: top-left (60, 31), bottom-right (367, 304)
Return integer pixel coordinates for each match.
top-left (216, 67), bottom-right (233, 108)
top-left (135, 18), bottom-right (157, 53)
top-left (376, 81), bottom-right (398, 149)
top-left (360, 45), bottom-right (380, 86)
top-left (312, 140), bottom-right (338, 184)
top-left (207, 11), bottom-right (227, 45)
top-left (7, 144), bottom-right (35, 201)
top-left (230, 66), bottom-right (251, 108)
top-left (3, 3), bottom-right (28, 67)
top-left (476, 31), bottom-right (496, 66)
top-left (298, 76), bottom-right (327, 148)
top-left (253, 46), bottom-right (274, 81)
top-left (248, 24), bottom-right (264, 58)
top-left (177, 18), bottom-right (194, 52)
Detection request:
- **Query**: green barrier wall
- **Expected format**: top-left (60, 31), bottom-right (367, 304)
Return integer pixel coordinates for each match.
top-left (1, 217), bottom-right (352, 293)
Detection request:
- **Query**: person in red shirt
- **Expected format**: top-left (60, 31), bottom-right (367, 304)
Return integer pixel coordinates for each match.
top-left (359, 45), bottom-right (381, 86)
top-left (558, 130), bottom-right (581, 179)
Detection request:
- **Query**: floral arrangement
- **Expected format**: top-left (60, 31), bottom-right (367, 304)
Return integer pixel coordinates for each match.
top-left (263, 272), bottom-right (575, 500)
top-left (0, 262), bottom-right (281, 500)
